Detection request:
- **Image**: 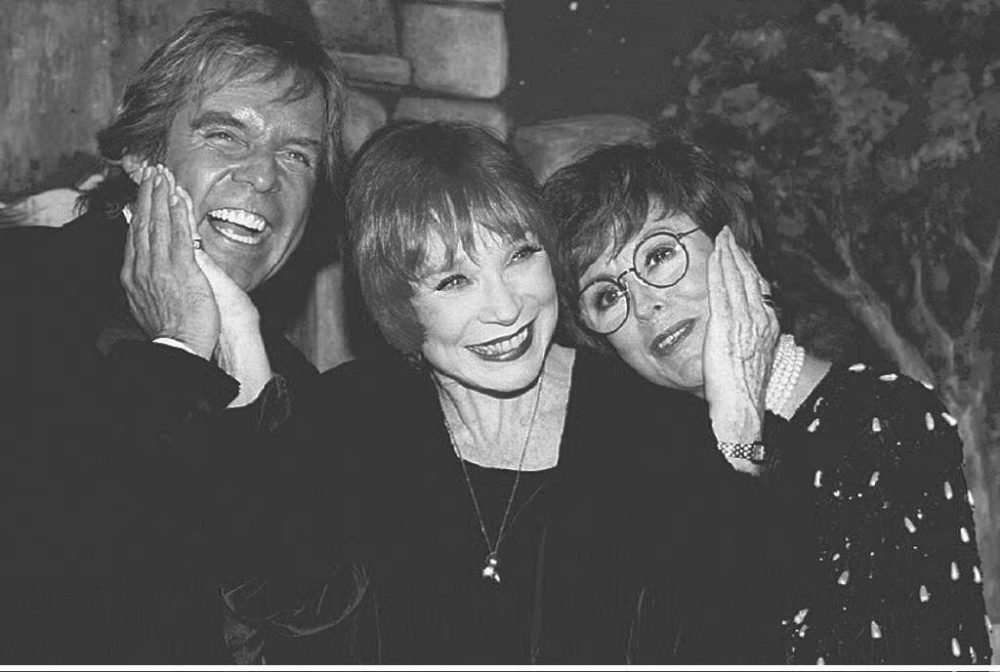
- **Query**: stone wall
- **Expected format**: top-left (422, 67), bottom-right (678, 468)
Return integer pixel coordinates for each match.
top-left (0, 0), bottom-right (278, 200)
top-left (0, 0), bottom-right (647, 372)
top-left (326, 0), bottom-right (510, 144)
top-left (322, 0), bottom-right (649, 369)
top-left (1, 0), bottom-right (999, 659)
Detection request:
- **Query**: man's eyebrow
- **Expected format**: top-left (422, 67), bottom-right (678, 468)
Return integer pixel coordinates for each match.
top-left (189, 111), bottom-right (246, 131)
top-left (284, 136), bottom-right (324, 153)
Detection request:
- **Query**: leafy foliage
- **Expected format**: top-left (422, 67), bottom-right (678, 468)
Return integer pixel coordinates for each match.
top-left (665, 0), bottom-right (1000, 353)
top-left (665, 1), bottom-right (1000, 624)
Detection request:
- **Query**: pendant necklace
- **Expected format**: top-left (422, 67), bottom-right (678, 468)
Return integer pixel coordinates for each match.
top-left (438, 373), bottom-right (544, 585)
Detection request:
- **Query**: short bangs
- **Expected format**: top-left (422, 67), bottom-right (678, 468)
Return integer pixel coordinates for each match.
top-left (347, 121), bottom-right (553, 355)
top-left (393, 168), bottom-right (547, 284)
top-left (544, 138), bottom-right (764, 353)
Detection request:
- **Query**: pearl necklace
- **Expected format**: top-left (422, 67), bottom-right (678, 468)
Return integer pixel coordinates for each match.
top-left (765, 334), bottom-right (805, 418)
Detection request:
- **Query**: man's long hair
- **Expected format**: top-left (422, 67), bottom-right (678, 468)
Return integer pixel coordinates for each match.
top-left (82, 9), bottom-right (347, 327)
top-left (84, 9), bottom-right (344, 218)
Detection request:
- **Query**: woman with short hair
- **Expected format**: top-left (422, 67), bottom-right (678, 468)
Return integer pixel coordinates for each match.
top-left (221, 121), bottom-right (800, 664)
top-left (543, 135), bottom-right (994, 664)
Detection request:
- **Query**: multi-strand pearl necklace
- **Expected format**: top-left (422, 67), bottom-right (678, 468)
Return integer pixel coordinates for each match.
top-left (765, 333), bottom-right (805, 418)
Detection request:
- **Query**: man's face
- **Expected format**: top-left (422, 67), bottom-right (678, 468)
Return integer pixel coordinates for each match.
top-left (158, 73), bottom-right (327, 291)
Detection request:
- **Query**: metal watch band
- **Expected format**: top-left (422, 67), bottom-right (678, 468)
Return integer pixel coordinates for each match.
top-left (718, 440), bottom-right (768, 465)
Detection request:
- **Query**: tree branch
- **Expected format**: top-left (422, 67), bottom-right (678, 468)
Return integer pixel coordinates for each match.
top-left (781, 243), bottom-right (857, 299)
top-left (957, 224), bottom-right (1000, 334)
top-left (783, 241), bottom-right (935, 383)
top-left (909, 253), bottom-right (955, 377)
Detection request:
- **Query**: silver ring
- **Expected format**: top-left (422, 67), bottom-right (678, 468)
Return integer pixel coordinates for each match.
top-left (192, 237), bottom-right (204, 250)
top-left (762, 293), bottom-right (776, 307)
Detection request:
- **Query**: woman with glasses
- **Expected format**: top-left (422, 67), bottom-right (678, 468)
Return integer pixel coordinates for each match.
top-left (543, 135), bottom-right (993, 664)
top-left (220, 121), bottom-right (800, 664)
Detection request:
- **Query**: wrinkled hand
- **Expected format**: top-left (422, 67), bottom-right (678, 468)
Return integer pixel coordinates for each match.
top-left (163, 188), bottom-right (260, 334)
top-left (703, 227), bottom-right (779, 447)
top-left (120, 164), bottom-right (219, 360)
top-left (172, 187), bottom-right (272, 406)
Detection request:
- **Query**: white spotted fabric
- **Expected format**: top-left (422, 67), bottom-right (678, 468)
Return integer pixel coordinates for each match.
top-left (780, 362), bottom-right (992, 664)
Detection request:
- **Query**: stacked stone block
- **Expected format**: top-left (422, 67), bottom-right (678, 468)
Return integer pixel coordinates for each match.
top-left (323, 0), bottom-right (510, 152)
top-left (1, 0), bottom-right (653, 373)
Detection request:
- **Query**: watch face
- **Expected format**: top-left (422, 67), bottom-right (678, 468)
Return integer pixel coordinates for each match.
top-left (751, 444), bottom-right (768, 464)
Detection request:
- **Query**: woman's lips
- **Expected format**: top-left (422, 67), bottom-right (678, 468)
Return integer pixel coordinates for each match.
top-left (649, 318), bottom-right (695, 357)
top-left (467, 322), bottom-right (534, 362)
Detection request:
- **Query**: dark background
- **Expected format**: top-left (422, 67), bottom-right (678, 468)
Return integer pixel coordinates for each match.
top-left (506, 0), bottom-right (802, 125)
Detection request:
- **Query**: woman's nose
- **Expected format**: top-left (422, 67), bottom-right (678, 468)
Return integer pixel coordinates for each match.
top-left (629, 276), bottom-right (666, 323)
top-left (482, 274), bottom-right (521, 324)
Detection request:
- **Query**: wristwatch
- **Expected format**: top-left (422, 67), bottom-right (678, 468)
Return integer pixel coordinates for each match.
top-left (717, 440), bottom-right (768, 465)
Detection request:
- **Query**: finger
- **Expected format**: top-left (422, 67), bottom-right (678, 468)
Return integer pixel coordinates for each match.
top-left (120, 232), bottom-right (136, 296)
top-left (161, 167), bottom-right (195, 267)
top-left (706, 230), bottom-right (728, 322)
top-left (176, 183), bottom-right (200, 241)
top-left (129, 165), bottom-right (159, 285)
top-left (148, 167), bottom-right (172, 270)
top-left (168, 188), bottom-right (196, 267)
top-left (194, 249), bottom-right (221, 293)
top-left (161, 164), bottom-right (175, 194)
top-left (131, 165), bottom-right (154, 258)
top-left (720, 228), bottom-right (752, 312)
top-left (194, 247), bottom-right (218, 274)
top-left (727, 233), bottom-right (771, 321)
top-left (122, 156), bottom-right (149, 185)
top-left (727, 232), bottom-right (763, 294)
top-left (195, 248), bottom-right (241, 322)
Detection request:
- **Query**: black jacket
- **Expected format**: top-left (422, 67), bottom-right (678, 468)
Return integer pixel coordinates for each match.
top-left (225, 352), bottom-right (811, 664)
top-left (0, 212), bottom-right (316, 662)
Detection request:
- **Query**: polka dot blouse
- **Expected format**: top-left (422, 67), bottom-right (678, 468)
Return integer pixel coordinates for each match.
top-left (779, 361), bottom-right (993, 664)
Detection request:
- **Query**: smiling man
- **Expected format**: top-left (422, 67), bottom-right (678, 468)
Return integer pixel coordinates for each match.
top-left (0, 10), bottom-right (345, 663)
top-left (156, 76), bottom-right (325, 290)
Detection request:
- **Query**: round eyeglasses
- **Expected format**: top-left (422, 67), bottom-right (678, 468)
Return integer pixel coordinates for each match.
top-left (577, 228), bottom-right (701, 335)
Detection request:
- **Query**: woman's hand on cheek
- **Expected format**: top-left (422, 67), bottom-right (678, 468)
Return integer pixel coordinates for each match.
top-left (702, 227), bottom-right (779, 453)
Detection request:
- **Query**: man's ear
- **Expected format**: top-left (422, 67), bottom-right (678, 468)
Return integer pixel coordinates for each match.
top-left (122, 155), bottom-right (148, 185)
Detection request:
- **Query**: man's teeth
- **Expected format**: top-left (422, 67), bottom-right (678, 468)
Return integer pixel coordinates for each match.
top-left (218, 230), bottom-right (259, 245)
top-left (470, 326), bottom-right (529, 356)
top-left (208, 208), bottom-right (267, 232)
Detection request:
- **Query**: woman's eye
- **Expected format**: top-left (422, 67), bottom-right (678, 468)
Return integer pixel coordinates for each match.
top-left (435, 274), bottom-right (469, 291)
top-left (645, 244), bottom-right (678, 268)
top-left (511, 244), bottom-right (542, 263)
top-left (594, 285), bottom-right (624, 311)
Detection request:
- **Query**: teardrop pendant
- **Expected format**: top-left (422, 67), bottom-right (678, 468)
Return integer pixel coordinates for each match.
top-left (482, 553), bottom-right (501, 583)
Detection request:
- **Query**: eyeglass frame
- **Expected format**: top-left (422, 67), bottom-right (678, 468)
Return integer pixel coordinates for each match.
top-left (577, 226), bottom-right (702, 336)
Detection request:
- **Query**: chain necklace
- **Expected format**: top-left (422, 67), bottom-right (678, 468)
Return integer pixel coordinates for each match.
top-left (437, 374), bottom-right (544, 585)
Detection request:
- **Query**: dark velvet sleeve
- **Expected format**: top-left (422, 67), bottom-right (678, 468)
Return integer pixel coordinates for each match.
top-left (623, 392), bottom-right (815, 664)
top-left (216, 361), bottom-right (378, 664)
